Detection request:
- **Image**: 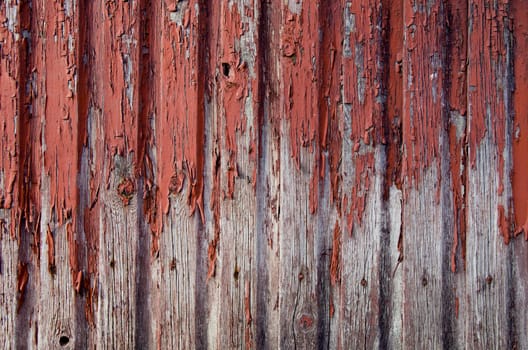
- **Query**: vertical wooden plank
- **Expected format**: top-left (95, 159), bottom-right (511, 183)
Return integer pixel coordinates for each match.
top-left (445, 0), bottom-right (469, 347)
top-left (466, 0), bottom-right (513, 348)
top-left (278, 1), bottom-right (325, 348)
top-left (512, 0), bottom-right (528, 348)
top-left (381, 0), bottom-right (405, 347)
top-left (76, 2), bottom-right (102, 347)
top-left (335, 0), bottom-right (387, 348)
top-left (0, 1), bottom-right (24, 348)
top-left (318, 1), bottom-right (341, 348)
top-left (466, 0), bottom-right (514, 348)
top-left (253, 1), bottom-right (282, 348)
top-left (91, 0), bottom-right (143, 347)
top-left (210, 1), bottom-right (261, 348)
top-left (401, 0), bottom-right (451, 347)
top-left (149, 0), bottom-right (205, 348)
top-left (33, 0), bottom-right (87, 347)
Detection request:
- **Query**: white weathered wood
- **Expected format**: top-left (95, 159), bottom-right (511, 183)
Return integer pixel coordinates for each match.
top-left (38, 175), bottom-right (78, 350)
top-left (97, 155), bottom-right (140, 349)
top-left (0, 213), bottom-right (17, 349)
top-left (465, 140), bottom-right (511, 349)
top-left (387, 184), bottom-right (403, 350)
top-left (151, 191), bottom-right (199, 349)
top-left (278, 126), bottom-right (321, 349)
top-left (402, 166), bottom-right (445, 348)
top-left (337, 108), bottom-right (385, 349)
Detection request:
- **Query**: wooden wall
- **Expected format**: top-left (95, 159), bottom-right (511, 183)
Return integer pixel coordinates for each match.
top-left (1, 0), bottom-right (528, 348)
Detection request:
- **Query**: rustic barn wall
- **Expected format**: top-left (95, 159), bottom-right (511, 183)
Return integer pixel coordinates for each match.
top-left (1, 0), bottom-right (528, 348)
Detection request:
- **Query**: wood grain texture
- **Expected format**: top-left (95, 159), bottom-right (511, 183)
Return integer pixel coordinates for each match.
top-left (1, 0), bottom-right (528, 348)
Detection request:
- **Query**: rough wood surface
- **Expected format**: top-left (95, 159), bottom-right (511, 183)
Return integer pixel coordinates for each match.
top-left (1, 0), bottom-right (528, 349)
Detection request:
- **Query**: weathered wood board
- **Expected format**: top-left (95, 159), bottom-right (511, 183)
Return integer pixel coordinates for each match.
top-left (1, 0), bottom-right (527, 348)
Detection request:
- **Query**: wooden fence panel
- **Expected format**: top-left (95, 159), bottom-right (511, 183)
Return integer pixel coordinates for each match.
top-left (1, 0), bottom-right (528, 349)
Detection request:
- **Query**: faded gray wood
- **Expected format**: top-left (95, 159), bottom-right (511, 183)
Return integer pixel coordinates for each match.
top-left (0, 214), bottom-right (17, 350)
top-left (279, 127), bottom-right (321, 349)
top-left (98, 155), bottom-right (140, 349)
top-left (338, 146), bottom-right (385, 349)
top-left (38, 176), bottom-right (78, 350)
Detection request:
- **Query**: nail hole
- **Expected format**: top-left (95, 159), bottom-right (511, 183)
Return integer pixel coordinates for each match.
top-left (222, 63), bottom-right (231, 77)
top-left (360, 278), bottom-right (367, 287)
top-left (59, 336), bottom-right (69, 346)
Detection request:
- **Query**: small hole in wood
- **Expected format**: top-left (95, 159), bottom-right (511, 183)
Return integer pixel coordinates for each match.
top-left (59, 336), bottom-right (70, 346)
top-left (360, 278), bottom-right (367, 287)
top-left (422, 277), bottom-right (428, 287)
top-left (222, 62), bottom-right (231, 77)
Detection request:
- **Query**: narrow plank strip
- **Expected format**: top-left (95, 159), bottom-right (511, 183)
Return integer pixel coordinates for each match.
top-left (213, 1), bottom-right (261, 348)
top-left (0, 1), bottom-right (24, 348)
top-left (336, 0), bottom-right (387, 348)
top-left (254, 0), bottom-right (282, 347)
top-left (466, 0), bottom-right (513, 348)
top-left (445, 0), bottom-right (469, 347)
top-left (34, 0), bottom-right (86, 347)
top-left (278, 1), bottom-right (323, 348)
top-left (401, 0), bottom-right (451, 347)
top-left (380, 0), bottom-right (405, 347)
top-left (149, 1), bottom-right (204, 348)
top-left (512, 0), bottom-right (528, 348)
top-left (93, 0), bottom-right (143, 347)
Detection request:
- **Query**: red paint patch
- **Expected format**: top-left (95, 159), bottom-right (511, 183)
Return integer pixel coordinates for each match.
top-left (498, 205), bottom-right (511, 245)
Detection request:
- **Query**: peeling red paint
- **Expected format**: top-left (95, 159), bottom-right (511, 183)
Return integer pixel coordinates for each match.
top-left (340, 0), bottom-right (384, 229)
top-left (155, 0), bottom-right (205, 245)
top-left (498, 205), bottom-right (510, 245)
top-left (402, 0), bottom-right (445, 187)
top-left (318, 0), bottom-right (342, 205)
top-left (382, 0), bottom-right (403, 199)
top-left (0, 1), bottom-right (22, 236)
top-left (467, 0), bottom-right (512, 239)
top-left (281, 4), bottom-right (321, 206)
